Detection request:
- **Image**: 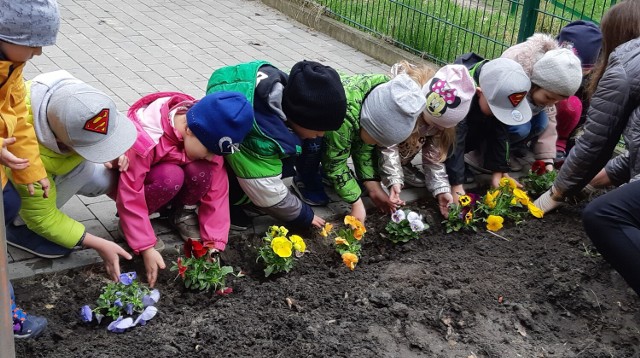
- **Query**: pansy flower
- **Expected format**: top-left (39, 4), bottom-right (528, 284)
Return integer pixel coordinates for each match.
top-left (119, 272), bottom-right (137, 286)
top-left (486, 215), bottom-right (504, 232)
top-left (80, 305), bottom-right (93, 323)
top-left (290, 235), bottom-right (306, 253)
top-left (320, 223), bottom-right (333, 237)
top-left (341, 252), bottom-right (359, 271)
top-left (335, 237), bottom-right (348, 246)
top-left (410, 220), bottom-right (425, 232)
top-left (527, 202), bottom-right (544, 218)
top-left (391, 210), bottom-right (406, 223)
top-left (177, 257), bottom-right (187, 278)
top-left (464, 211), bottom-right (473, 224)
top-left (458, 195), bottom-right (471, 207)
top-left (271, 236), bottom-right (293, 258)
top-left (531, 160), bottom-right (547, 176)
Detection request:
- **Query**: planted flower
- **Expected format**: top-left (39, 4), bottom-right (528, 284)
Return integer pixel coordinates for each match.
top-left (521, 160), bottom-right (557, 198)
top-left (322, 216), bottom-right (367, 271)
top-left (80, 272), bottom-right (160, 333)
top-left (475, 177), bottom-right (543, 231)
top-left (385, 209), bottom-right (428, 243)
top-left (170, 239), bottom-right (239, 294)
top-left (257, 225), bottom-right (306, 277)
top-left (444, 193), bottom-right (480, 233)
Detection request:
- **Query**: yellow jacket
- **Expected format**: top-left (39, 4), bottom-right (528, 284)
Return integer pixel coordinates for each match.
top-left (0, 60), bottom-right (47, 188)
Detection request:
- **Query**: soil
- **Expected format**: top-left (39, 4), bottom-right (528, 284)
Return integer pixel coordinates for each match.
top-left (13, 201), bottom-right (640, 358)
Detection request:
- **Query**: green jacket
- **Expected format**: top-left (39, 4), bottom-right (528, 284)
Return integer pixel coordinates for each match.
top-left (323, 74), bottom-right (389, 204)
top-left (206, 61), bottom-right (313, 227)
top-left (8, 80), bottom-right (86, 248)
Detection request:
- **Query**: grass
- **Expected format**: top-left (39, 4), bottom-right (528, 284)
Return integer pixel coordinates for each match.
top-left (313, 0), bottom-right (615, 64)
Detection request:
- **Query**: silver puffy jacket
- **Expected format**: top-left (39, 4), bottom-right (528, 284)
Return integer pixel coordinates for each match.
top-left (379, 120), bottom-right (451, 197)
top-left (555, 38), bottom-right (640, 196)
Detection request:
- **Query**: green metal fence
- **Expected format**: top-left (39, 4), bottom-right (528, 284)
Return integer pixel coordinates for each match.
top-left (312, 0), bottom-right (616, 65)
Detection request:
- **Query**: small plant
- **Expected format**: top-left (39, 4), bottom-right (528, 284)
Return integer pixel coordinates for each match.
top-left (444, 193), bottom-right (481, 233)
top-left (476, 177), bottom-right (544, 231)
top-left (80, 272), bottom-right (160, 333)
top-left (521, 160), bottom-right (558, 198)
top-left (385, 209), bottom-right (428, 242)
top-left (321, 216), bottom-right (366, 271)
top-left (170, 239), bottom-right (238, 294)
top-left (257, 225), bottom-right (306, 277)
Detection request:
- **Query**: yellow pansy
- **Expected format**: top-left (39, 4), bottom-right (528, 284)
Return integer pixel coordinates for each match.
top-left (459, 195), bottom-right (471, 207)
top-left (271, 236), bottom-right (292, 258)
top-left (335, 237), bottom-right (348, 246)
top-left (342, 252), bottom-right (359, 271)
top-left (486, 215), bottom-right (504, 232)
top-left (499, 177), bottom-right (517, 189)
top-left (353, 224), bottom-right (366, 240)
top-left (527, 203), bottom-right (544, 218)
top-left (320, 223), bottom-right (333, 237)
top-left (513, 188), bottom-right (530, 205)
top-left (484, 190), bottom-right (499, 209)
top-left (290, 235), bottom-right (306, 253)
top-left (279, 226), bottom-right (289, 237)
top-left (268, 225), bottom-right (279, 237)
top-left (465, 211), bottom-right (473, 224)
top-left (344, 215), bottom-right (360, 229)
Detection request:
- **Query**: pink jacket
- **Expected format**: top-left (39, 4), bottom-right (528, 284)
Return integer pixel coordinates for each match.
top-left (117, 92), bottom-right (230, 253)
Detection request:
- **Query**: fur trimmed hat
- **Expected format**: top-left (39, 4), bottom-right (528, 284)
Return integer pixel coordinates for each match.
top-left (501, 33), bottom-right (559, 76)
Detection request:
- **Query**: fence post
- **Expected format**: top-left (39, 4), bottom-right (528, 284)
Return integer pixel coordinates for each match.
top-left (0, 188), bottom-right (16, 357)
top-left (517, 0), bottom-right (541, 43)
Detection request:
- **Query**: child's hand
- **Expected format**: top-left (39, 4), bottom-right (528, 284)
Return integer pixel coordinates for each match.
top-left (104, 154), bottom-right (129, 172)
top-left (388, 184), bottom-right (404, 206)
top-left (0, 138), bottom-right (29, 170)
top-left (436, 192), bottom-right (454, 217)
top-left (490, 172), bottom-right (523, 189)
top-left (350, 199), bottom-right (367, 223)
top-left (450, 185), bottom-right (465, 203)
top-left (83, 233), bottom-right (133, 282)
top-left (141, 246), bottom-right (166, 288)
top-left (27, 177), bottom-right (50, 198)
top-left (311, 215), bottom-right (325, 228)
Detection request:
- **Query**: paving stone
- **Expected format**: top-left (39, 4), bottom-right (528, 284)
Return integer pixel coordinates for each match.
top-left (60, 195), bottom-right (96, 222)
top-left (87, 201), bottom-right (119, 232)
top-left (77, 194), bottom-right (112, 205)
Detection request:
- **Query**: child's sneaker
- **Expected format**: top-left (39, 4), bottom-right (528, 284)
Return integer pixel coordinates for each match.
top-left (11, 299), bottom-right (47, 339)
top-left (464, 150), bottom-right (491, 174)
top-left (6, 223), bottom-right (72, 259)
top-left (171, 205), bottom-right (200, 241)
top-left (292, 176), bottom-right (330, 206)
top-left (401, 164), bottom-right (426, 187)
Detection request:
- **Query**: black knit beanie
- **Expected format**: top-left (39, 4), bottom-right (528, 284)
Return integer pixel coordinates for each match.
top-left (282, 60), bottom-right (347, 131)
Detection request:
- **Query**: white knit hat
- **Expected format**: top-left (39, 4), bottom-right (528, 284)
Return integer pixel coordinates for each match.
top-left (360, 74), bottom-right (426, 147)
top-left (531, 48), bottom-right (582, 97)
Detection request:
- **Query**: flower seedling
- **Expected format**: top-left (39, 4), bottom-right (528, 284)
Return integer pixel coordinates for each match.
top-left (521, 160), bottom-right (557, 198)
top-left (385, 209), bottom-right (428, 243)
top-left (257, 226), bottom-right (306, 277)
top-left (444, 193), bottom-right (481, 233)
top-left (170, 239), bottom-right (238, 294)
top-left (321, 216), bottom-right (366, 271)
top-left (80, 272), bottom-right (160, 333)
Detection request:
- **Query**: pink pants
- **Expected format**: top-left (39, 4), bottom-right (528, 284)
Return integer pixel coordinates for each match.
top-left (555, 96), bottom-right (582, 153)
top-left (144, 160), bottom-right (213, 213)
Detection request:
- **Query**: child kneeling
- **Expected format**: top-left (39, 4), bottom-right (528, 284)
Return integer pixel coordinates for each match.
top-left (117, 91), bottom-right (253, 287)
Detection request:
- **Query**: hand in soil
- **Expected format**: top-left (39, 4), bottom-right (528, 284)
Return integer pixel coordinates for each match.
top-left (84, 233), bottom-right (133, 281)
top-left (389, 184), bottom-right (405, 207)
top-left (311, 215), bottom-right (325, 228)
top-left (436, 192), bottom-right (453, 217)
top-left (350, 199), bottom-right (367, 223)
top-left (369, 188), bottom-right (402, 214)
top-left (141, 247), bottom-right (166, 288)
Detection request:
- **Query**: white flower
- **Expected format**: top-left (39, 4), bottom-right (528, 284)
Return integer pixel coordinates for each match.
top-left (406, 211), bottom-right (422, 222)
top-left (410, 220), bottom-right (425, 232)
top-left (391, 210), bottom-right (406, 223)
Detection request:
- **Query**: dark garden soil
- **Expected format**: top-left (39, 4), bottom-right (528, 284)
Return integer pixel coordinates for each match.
top-left (13, 201), bottom-right (640, 358)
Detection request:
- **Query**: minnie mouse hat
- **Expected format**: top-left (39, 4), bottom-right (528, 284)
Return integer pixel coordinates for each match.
top-left (422, 65), bottom-right (475, 128)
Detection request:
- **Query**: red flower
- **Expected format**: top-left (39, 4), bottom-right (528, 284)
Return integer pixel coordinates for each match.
top-left (191, 240), bottom-right (208, 259)
top-left (215, 287), bottom-right (233, 296)
top-left (183, 239), bottom-right (193, 259)
top-left (531, 160), bottom-right (547, 176)
top-left (177, 258), bottom-right (187, 278)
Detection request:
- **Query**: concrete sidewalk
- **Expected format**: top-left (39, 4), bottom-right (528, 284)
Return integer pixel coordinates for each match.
top-left (8, 0), bottom-right (432, 279)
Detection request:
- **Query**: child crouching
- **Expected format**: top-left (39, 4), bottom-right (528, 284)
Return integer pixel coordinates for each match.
top-left (117, 91), bottom-right (253, 287)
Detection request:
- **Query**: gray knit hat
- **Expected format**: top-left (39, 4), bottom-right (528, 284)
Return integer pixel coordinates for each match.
top-left (0, 0), bottom-right (60, 47)
top-left (531, 48), bottom-right (582, 97)
top-left (360, 74), bottom-right (426, 147)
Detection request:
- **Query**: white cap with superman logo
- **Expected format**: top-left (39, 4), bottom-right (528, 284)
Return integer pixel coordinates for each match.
top-left (46, 82), bottom-right (136, 163)
top-left (479, 58), bottom-right (532, 126)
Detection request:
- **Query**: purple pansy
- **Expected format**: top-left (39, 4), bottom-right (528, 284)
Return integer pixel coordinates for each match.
top-left (133, 306), bottom-right (158, 327)
top-left (410, 220), bottom-right (425, 232)
top-left (80, 305), bottom-right (93, 323)
top-left (391, 210), bottom-right (406, 223)
top-left (95, 313), bottom-right (104, 324)
top-left (142, 289), bottom-right (160, 308)
top-left (125, 303), bottom-right (134, 316)
top-left (114, 298), bottom-right (123, 308)
top-left (107, 316), bottom-right (134, 333)
top-left (119, 272), bottom-right (137, 286)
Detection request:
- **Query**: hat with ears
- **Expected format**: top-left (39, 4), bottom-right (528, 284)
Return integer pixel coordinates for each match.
top-left (558, 20), bottom-right (602, 69)
top-left (187, 91), bottom-right (254, 156)
top-left (46, 83), bottom-right (136, 163)
top-left (531, 48), bottom-right (583, 97)
top-left (479, 58), bottom-right (533, 126)
top-left (282, 60), bottom-right (347, 131)
top-left (0, 0), bottom-right (60, 47)
top-left (360, 74), bottom-right (427, 147)
top-left (422, 64), bottom-right (475, 128)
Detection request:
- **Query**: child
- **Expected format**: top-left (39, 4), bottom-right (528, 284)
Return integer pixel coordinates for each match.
top-left (500, 34), bottom-right (583, 169)
top-left (206, 60), bottom-right (347, 229)
top-left (322, 72), bottom-right (427, 223)
top-left (379, 63), bottom-right (475, 218)
top-left (7, 71), bottom-right (134, 283)
top-left (446, 57), bottom-right (533, 200)
top-left (534, 0), bottom-right (640, 296)
top-left (117, 91), bottom-right (253, 287)
top-left (0, 0), bottom-right (60, 339)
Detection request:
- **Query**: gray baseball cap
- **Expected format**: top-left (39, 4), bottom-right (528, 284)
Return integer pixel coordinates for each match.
top-left (46, 83), bottom-right (137, 163)
top-left (479, 58), bottom-right (532, 126)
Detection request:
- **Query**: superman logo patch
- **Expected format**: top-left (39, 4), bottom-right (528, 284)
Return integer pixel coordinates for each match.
top-left (508, 91), bottom-right (527, 107)
top-left (84, 109), bottom-right (109, 135)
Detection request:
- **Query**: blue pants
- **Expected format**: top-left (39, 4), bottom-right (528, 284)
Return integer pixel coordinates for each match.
top-left (4, 182), bottom-right (20, 316)
top-left (583, 181), bottom-right (640, 296)
top-left (508, 110), bottom-right (549, 145)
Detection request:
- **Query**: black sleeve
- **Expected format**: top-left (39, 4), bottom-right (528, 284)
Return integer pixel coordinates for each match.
top-left (483, 120), bottom-right (511, 173)
top-left (445, 119), bottom-right (468, 185)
